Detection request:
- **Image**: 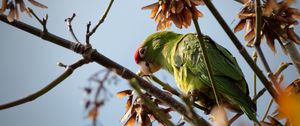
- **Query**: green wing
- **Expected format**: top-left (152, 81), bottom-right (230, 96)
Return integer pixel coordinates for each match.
top-left (173, 33), bottom-right (257, 122)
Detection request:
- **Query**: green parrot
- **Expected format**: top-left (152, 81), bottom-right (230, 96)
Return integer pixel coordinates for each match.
top-left (134, 31), bottom-right (258, 122)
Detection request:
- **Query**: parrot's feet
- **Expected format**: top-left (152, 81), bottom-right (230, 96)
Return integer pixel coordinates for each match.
top-left (187, 90), bottom-right (215, 114)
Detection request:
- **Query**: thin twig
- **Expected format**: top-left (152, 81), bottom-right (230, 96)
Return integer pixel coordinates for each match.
top-left (28, 8), bottom-right (48, 33)
top-left (229, 88), bottom-right (267, 124)
top-left (229, 113), bottom-right (243, 124)
top-left (252, 51), bottom-right (258, 126)
top-left (193, 18), bottom-right (220, 106)
top-left (86, 0), bottom-right (114, 44)
top-left (65, 13), bottom-right (80, 42)
top-left (253, 0), bottom-right (278, 91)
top-left (202, 0), bottom-right (278, 99)
top-left (261, 99), bottom-right (274, 121)
top-left (253, 51), bottom-right (258, 98)
top-left (284, 40), bottom-right (300, 78)
top-left (274, 62), bottom-right (293, 79)
top-left (148, 74), bottom-right (210, 113)
top-left (0, 59), bottom-right (89, 110)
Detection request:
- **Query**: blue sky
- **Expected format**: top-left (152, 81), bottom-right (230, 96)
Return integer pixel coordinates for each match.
top-left (0, 0), bottom-right (299, 126)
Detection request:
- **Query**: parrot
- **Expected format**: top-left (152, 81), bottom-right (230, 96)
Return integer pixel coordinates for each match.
top-left (134, 31), bottom-right (258, 122)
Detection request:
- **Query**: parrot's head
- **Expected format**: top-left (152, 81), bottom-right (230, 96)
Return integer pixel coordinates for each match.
top-left (134, 31), bottom-right (181, 75)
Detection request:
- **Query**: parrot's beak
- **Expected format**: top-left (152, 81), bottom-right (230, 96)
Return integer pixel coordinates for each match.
top-left (138, 61), bottom-right (161, 75)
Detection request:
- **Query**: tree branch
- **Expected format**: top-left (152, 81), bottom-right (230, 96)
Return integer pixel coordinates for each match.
top-left (86, 0), bottom-right (114, 44)
top-left (202, 0), bottom-right (278, 99)
top-left (193, 18), bottom-right (220, 106)
top-left (65, 13), bottom-right (80, 42)
top-left (0, 59), bottom-right (89, 110)
top-left (0, 14), bottom-right (210, 125)
top-left (284, 40), bottom-right (300, 78)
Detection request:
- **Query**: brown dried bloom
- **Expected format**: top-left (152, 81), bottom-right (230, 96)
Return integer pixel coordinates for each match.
top-left (234, 0), bottom-right (300, 54)
top-left (117, 90), bottom-right (174, 126)
top-left (142, 0), bottom-right (205, 30)
top-left (0, 0), bottom-right (47, 22)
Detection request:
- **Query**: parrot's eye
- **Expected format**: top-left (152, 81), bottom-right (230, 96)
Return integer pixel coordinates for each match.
top-left (139, 47), bottom-right (147, 58)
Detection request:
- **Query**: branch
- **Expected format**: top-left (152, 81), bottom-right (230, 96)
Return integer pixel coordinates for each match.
top-left (86, 0), bottom-right (114, 44)
top-left (229, 88), bottom-right (267, 124)
top-left (0, 14), bottom-right (210, 125)
top-left (0, 59), bottom-right (89, 110)
top-left (148, 74), bottom-right (210, 113)
top-left (65, 13), bottom-right (80, 42)
top-left (193, 18), bottom-right (220, 106)
top-left (202, 0), bottom-right (278, 99)
top-left (284, 40), bottom-right (300, 78)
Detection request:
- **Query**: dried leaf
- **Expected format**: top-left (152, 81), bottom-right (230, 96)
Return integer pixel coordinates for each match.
top-left (176, 1), bottom-right (184, 14)
top-left (239, 13), bottom-right (256, 19)
top-left (157, 21), bottom-right (164, 31)
top-left (287, 8), bottom-right (300, 19)
top-left (185, 0), bottom-right (192, 7)
top-left (161, 3), bottom-right (166, 13)
top-left (7, 3), bottom-right (15, 22)
top-left (171, 2), bottom-right (176, 14)
top-left (150, 4), bottom-right (159, 19)
top-left (234, 19), bottom-right (246, 32)
top-left (142, 2), bottom-right (159, 10)
top-left (117, 90), bottom-right (133, 98)
top-left (28, 0), bottom-right (48, 8)
top-left (88, 107), bottom-right (98, 120)
top-left (121, 104), bottom-right (135, 122)
top-left (190, 0), bottom-right (205, 5)
top-left (0, 0), bottom-right (8, 14)
top-left (172, 14), bottom-right (183, 29)
top-left (287, 28), bottom-right (300, 44)
top-left (15, 4), bottom-right (19, 20)
top-left (183, 8), bottom-right (192, 27)
top-left (263, 0), bottom-right (278, 17)
top-left (244, 29), bottom-right (255, 41)
top-left (155, 11), bottom-right (164, 23)
top-left (126, 96), bottom-right (133, 112)
top-left (265, 32), bottom-right (276, 52)
top-left (19, 0), bottom-right (26, 12)
top-left (139, 112), bottom-right (151, 126)
top-left (124, 113), bottom-right (137, 126)
top-left (191, 6), bottom-right (203, 18)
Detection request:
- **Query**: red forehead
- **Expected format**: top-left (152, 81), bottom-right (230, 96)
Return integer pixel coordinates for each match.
top-left (134, 48), bottom-right (140, 64)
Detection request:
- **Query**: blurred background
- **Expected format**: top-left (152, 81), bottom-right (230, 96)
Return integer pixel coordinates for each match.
top-left (0, 0), bottom-right (299, 125)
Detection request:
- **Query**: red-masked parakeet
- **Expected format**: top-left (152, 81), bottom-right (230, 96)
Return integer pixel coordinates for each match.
top-left (134, 31), bottom-right (257, 122)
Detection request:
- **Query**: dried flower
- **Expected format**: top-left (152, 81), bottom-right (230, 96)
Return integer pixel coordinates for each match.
top-left (118, 90), bottom-right (174, 126)
top-left (142, 0), bottom-right (205, 30)
top-left (234, 0), bottom-right (300, 54)
top-left (0, 0), bottom-right (47, 22)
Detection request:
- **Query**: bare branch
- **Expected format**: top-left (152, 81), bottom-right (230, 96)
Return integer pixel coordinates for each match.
top-left (86, 0), bottom-right (114, 44)
top-left (193, 18), bottom-right (220, 107)
top-left (0, 59), bottom-right (89, 110)
top-left (65, 13), bottom-right (80, 43)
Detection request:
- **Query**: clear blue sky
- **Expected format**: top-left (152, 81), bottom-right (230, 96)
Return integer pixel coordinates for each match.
top-left (0, 0), bottom-right (299, 126)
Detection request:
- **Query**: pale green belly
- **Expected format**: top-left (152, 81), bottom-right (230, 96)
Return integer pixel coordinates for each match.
top-left (173, 65), bottom-right (208, 94)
